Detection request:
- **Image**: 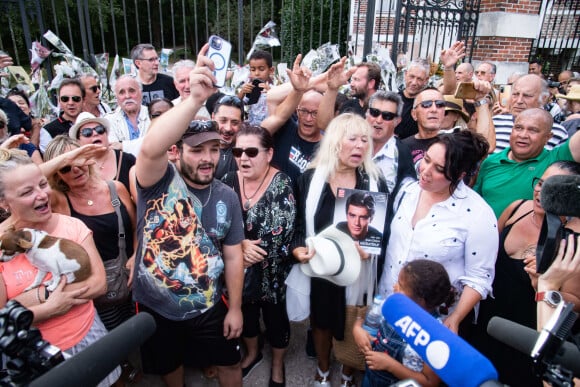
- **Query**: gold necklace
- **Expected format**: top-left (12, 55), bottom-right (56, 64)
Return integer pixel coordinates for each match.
top-left (242, 166), bottom-right (270, 211)
top-left (531, 212), bottom-right (541, 228)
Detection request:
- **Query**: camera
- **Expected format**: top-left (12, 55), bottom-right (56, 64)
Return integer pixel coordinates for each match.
top-left (0, 300), bottom-right (63, 385)
top-left (209, 36), bottom-right (222, 51)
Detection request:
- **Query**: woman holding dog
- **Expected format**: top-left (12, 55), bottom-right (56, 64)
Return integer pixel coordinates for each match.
top-left (291, 113), bottom-right (389, 387)
top-left (0, 148), bottom-right (120, 386)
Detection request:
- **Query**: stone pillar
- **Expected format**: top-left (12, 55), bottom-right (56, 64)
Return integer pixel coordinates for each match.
top-left (473, 0), bottom-right (543, 83)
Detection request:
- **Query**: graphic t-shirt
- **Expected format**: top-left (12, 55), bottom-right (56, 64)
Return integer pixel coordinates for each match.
top-left (141, 73), bottom-right (179, 105)
top-left (272, 119), bottom-right (319, 184)
top-left (133, 164), bottom-right (243, 320)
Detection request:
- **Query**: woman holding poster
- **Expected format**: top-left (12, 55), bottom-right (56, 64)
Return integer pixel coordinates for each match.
top-left (291, 113), bottom-right (389, 386)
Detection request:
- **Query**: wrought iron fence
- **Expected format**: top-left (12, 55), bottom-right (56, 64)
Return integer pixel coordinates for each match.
top-left (530, 0), bottom-right (580, 75)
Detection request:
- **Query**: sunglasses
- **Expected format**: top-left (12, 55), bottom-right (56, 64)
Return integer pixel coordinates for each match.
top-left (59, 165), bottom-right (72, 174)
top-left (414, 100), bottom-right (446, 109)
top-left (296, 108), bottom-right (318, 118)
top-left (88, 85), bottom-right (101, 93)
top-left (79, 125), bottom-right (107, 138)
top-left (232, 147), bottom-right (265, 158)
top-left (368, 107), bottom-right (397, 121)
top-left (60, 95), bottom-right (82, 103)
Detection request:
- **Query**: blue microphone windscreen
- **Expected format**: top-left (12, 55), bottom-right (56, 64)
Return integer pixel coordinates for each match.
top-left (383, 293), bottom-right (498, 387)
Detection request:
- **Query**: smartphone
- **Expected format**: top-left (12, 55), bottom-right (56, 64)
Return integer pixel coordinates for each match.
top-left (499, 84), bottom-right (511, 107)
top-left (454, 82), bottom-right (477, 100)
top-left (207, 35), bottom-right (232, 88)
top-left (245, 78), bottom-right (264, 105)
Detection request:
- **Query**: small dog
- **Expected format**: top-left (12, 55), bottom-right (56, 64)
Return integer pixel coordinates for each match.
top-left (0, 228), bottom-right (92, 291)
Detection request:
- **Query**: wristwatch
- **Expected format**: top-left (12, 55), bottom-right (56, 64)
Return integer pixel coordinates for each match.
top-left (473, 99), bottom-right (488, 107)
top-left (535, 290), bottom-right (563, 308)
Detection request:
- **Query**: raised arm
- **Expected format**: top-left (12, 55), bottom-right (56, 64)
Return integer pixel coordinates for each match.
top-left (439, 41), bottom-right (466, 95)
top-left (315, 57), bottom-right (357, 131)
top-left (472, 79), bottom-right (496, 152)
top-left (136, 45), bottom-right (216, 188)
top-left (262, 54), bottom-right (311, 134)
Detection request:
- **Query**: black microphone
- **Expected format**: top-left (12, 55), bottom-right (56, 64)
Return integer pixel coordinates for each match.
top-left (487, 316), bottom-right (580, 378)
top-left (30, 312), bottom-right (156, 387)
top-left (540, 174), bottom-right (580, 217)
top-left (531, 301), bottom-right (577, 363)
top-left (536, 174), bottom-right (580, 273)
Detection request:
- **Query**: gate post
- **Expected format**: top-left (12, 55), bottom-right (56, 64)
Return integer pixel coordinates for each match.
top-left (362, 0), bottom-right (376, 60)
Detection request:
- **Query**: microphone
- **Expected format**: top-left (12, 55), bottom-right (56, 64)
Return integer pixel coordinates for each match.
top-left (487, 316), bottom-right (580, 378)
top-left (532, 301), bottom-right (577, 363)
top-left (540, 174), bottom-right (580, 217)
top-left (30, 312), bottom-right (156, 387)
top-left (536, 174), bottom-right (580, 273)
top-left (382, 293), bottom-right (499, 387)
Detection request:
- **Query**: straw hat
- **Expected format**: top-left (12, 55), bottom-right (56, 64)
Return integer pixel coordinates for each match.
top-left (301, 225), bottom-right (361, 286)
top-left (556, 84), bottom-right (580, 101)
top-left (443, 95), bottom-right (470, 122)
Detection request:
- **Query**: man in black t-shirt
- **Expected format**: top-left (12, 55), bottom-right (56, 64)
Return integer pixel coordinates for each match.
top-left (395, 59), bottom-right (430, 139)
top-left (131, 43), bottom-right (179, 105)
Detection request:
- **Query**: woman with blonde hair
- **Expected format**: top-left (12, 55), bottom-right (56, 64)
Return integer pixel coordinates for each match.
top-left (291, 113), bottom-right (389, 387)
top-left (0, 148), bottom-right (119, 386)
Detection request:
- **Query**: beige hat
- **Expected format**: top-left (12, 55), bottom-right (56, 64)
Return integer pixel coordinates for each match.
top-left (556, 85), bottom-right (580, 101)
top-left (301, 225), bottom-right (361, 286)
top-left (443, 95), bottom-right (470, 122)
top-left (69, 112), bottom-right (110, 139)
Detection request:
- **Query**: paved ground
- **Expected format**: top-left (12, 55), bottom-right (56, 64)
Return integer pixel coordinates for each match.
top-left (131, 320), bottom-right (361, 386)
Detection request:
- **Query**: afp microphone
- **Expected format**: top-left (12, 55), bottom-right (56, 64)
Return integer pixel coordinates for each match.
top-left (382, 293), bottom-right (499, 387)
top-left (487, 316), bottom-right (580, 378)
top-left (30, 312), bottom-right (156, 387)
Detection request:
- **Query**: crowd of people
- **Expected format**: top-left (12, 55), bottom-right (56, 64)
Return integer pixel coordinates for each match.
top-left (0, 39), bottom-right (580, 387)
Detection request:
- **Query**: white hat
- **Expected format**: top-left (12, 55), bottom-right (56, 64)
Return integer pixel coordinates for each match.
top-left (68, 112), bottom-right (111, 139)
top-left (301, 225), bottom-right (361, 286)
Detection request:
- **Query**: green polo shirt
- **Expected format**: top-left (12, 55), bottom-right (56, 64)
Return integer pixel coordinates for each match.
top-left (474, 142), bottom-right (573, 218)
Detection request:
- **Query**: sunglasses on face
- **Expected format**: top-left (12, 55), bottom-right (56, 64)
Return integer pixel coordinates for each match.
top-left (79, 125), bottom-right (107, 138)
top-left (368, 107), bottom-right (397, 121)
top-left (88, 85), bottom-right (101, 93)
top-left (231, 147), bottom-right (265, 158)
top-left (414, 100), bottom-right (446, 109)
top-left (60, 95), bottom-right (82, 103)
top-left (59, 165), bottom-right (72, 174)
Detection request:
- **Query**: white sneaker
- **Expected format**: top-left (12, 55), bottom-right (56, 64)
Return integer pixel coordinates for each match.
top-left (312, 373), bottom-right (331, 386)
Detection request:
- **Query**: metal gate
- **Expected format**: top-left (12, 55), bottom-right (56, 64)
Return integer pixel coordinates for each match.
top-left (390, 0), bottom-right (480, 64)
top-left (530, 0), bottom-right (580, 75)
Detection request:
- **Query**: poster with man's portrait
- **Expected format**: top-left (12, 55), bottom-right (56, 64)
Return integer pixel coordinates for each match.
top-left (334, 188), bottom-right (388, 254)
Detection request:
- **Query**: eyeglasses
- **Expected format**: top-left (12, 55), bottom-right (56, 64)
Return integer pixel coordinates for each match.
top-left (475, 71), bottom-right (487, 75)
top-left (88, 85), bottom-right (101, 93)
top-left (232, 147), bottom-right (266, 158)
top-left (139, 57), bottom-right (159, 63)
top-left (60, 95), bottom-right (82, 103)
top-left (532, 177), bottom-right (544, 190)
top-left (297, 108), bottom-right (318, 118)
top-left (79, 125), bottom-right (107, 138)
top-left (414, 100), bottom-right (446, 109)
top-left (59, 165), bottom-right (72, 174)
top-left (368, 107), bottom-right (397, 121)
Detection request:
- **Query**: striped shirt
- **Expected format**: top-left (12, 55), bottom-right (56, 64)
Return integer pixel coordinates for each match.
top-left (492, 114), bottom-right (568, 153)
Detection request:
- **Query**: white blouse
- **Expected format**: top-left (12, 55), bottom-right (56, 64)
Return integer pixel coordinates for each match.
top-left (379, 181), bottom-right (499, 300)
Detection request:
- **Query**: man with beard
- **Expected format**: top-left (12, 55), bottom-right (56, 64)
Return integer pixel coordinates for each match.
top-left (105, 75), bottom-right (151, 156)
top-left (39, 78), bottom-right (84, 153)
top-left (134, 47), bottom-right (245, 387)
top-left (349, 62), bottom-right (381, 110)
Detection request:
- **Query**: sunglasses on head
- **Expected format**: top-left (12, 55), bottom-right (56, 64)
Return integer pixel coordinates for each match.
top-left (79, 125), bottom-right (107, 138)
top-left (59, 165), bottom-right (72, 174)
top-left (231, 147), bottom-right (264, 158)
top-left (368, 107), bottom-right (397, 121)
top-left (60, 95), bottom-right (82, 103)
top-left (89, 85), bottom-right (101, 93)
top-left (414, 100), bottom-right (446, 109)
